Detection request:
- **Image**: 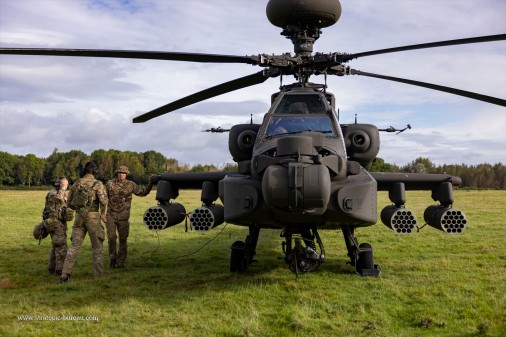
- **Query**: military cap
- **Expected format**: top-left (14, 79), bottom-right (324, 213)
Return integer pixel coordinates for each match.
top-left (116, 166), bottom-right (130, 174)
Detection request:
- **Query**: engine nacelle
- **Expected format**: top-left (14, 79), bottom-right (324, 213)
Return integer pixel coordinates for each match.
top-left (189, 205), bottom-right (225, 232)
top-left (341, 124), bottom-right (380, 169)
top-left (143, 203), bottom-right (186, 231)
top-left (381, 205), bottom-right (418, 234)
top-left (228, 124), bottom-right (261, 162)
top-left (424, 205), bottom-right (468, 234)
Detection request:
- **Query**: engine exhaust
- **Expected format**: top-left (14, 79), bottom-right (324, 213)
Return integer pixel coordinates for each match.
top-left (381, 205), bottom-right (418, 234)
top-left (424, 205), bottom-right (467, 234)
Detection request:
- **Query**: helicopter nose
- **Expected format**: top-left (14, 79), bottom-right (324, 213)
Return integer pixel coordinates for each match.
top-left (261, 135), bottom-right (331, 214)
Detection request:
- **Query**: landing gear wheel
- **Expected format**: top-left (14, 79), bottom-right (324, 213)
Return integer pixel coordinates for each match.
top-left (356, 242), bottom-right (381, 277)
top-left (230, 241), bottom-right (248, 273)
top-left (357, 243), bottom-right (374, 271)
top-left (342, 227), bottom-right (381, 277)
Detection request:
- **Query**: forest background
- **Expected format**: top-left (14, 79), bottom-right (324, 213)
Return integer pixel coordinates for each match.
top-left (0, 149), bottom-right (504, 189)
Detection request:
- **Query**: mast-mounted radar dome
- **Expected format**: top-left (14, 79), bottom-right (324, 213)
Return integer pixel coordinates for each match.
top-left (266, 0), bottom-right (342, 29)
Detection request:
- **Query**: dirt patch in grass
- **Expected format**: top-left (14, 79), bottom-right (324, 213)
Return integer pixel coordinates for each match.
top-left (0, 278), bottom-right (16, 289)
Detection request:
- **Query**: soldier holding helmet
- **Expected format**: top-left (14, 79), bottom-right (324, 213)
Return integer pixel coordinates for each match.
top-left (43, 176), bottom-right (72, 276)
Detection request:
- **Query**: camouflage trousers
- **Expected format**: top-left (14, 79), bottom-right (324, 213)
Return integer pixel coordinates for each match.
top-left (62, 212), bottom-right (105, 279)
top-left (44, 218), bottom-right (67, 273)
top-left (106, 214), bottom-right (129, 266)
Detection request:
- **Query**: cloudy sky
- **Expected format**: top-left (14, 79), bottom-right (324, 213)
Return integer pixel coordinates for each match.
top-left (1, 0), bottom-right (505, 166)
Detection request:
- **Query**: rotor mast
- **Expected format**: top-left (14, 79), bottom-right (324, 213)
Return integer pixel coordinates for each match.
top-left (281, 24), bottom-right (321, 57)
top-left (266, 0), bottom-right (342, 57)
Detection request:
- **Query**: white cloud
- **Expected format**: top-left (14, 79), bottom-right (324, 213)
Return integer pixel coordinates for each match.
top-left (1, 0), bottom-right (505, 166)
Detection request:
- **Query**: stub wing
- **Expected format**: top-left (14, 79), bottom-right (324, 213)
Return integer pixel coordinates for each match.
top-left (150, 171), bottom-right (230, 189)
top-left (371, 172), bottom-right (467, 235)
top-left (144, 171), bottom-right (232, 232)
top-left (370, 172), bottom-right (461, 191)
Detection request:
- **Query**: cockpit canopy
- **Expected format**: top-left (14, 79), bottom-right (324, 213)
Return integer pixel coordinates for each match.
top-left (273, 94), bottom-right (328, 114)
top-left (264, 93), bottom-right (337, 138)
top-left (266, 116), bottom-right (336, 137)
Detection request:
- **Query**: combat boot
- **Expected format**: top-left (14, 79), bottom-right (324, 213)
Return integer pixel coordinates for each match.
top-left (109, 257), bottom-right (116, 269)
top-left (48, 268), bottom-right (56, 275)
top-left (55, 270), bottom-right (62, 276)
top-left (59, 273), bottom-right (70, 283)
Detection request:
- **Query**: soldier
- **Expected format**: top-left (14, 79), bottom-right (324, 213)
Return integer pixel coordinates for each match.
top-left (43, 176), bottom-right (71, 276)
top-left (105, 166), bottom-right (153, 268)
top-left (60, 162), bottom-right (108, 282)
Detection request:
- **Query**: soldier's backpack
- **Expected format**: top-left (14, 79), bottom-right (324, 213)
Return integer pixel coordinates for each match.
top-left (69, 181), bottom-right (99, 211)
top-left (58, 207), bottom-right (74, 222)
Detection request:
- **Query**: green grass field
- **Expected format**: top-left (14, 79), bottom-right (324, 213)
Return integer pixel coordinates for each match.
top-left (0, 189), bottom-right (505, 336)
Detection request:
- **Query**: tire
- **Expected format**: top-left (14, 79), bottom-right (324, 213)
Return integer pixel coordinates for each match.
top-left (230, 241), bottom-right (248, 273)
top-left (357, 242), bottom-right (374, 272)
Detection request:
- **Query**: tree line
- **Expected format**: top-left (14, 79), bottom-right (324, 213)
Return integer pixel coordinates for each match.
top-left (0, 149), bottom-right (504, 189)
top-left (371, 157), bottom-right (506, 189)
top-left (0, 149), bottom-right (236, 187)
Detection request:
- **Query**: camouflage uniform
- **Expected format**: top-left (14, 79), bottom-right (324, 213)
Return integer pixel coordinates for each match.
top-left (43, 188), bottom-right (69, 275)
top-left (105, 170), bottom-right (152, 268)
top-left (62, 174), bottom-right (108, 279)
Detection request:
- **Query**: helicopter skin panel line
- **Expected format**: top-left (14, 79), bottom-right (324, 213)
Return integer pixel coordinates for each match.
top-left (0, 47), bottom-right (260, 64)
top-left (132, 70), bottom-right (277, 123)
top-left (339, 34), bottom-right (506, 62)
top-left (349, 69), bottom-right (506, 107)
top-left (371, 172), bottom-right (462, 191)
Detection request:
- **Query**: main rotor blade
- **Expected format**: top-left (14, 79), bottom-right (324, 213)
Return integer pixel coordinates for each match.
top-left (0, 47), bottom-right (259, 64)
top-left (339, 34), bottom-right (506, 62)
top-left (349, 69), bottom-right (506, 107)
top-left (133, 70), bottom-right (277, 123)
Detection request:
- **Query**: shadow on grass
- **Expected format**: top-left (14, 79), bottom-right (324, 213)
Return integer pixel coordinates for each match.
top-left (1, 225), bottom-right (365, 311)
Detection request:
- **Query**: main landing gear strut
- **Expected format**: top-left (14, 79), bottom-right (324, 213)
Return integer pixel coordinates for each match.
top-left (229, 224), bottom-right (380, 277)
top-left (229, 224), bottom-right (326, 275)
top-left (342, 226), bottom-right (381, 277)
top-left (230, 225), bottom-right (260, 273)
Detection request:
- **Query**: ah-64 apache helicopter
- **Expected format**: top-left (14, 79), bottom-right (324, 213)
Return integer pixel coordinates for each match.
top-left (2, 0), bottom-right (505, 276)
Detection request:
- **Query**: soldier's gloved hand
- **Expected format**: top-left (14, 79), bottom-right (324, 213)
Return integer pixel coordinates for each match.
top-left (100, 214), bottom-right (107, 223)
top-left (149, 175), bottom-right (159, 184)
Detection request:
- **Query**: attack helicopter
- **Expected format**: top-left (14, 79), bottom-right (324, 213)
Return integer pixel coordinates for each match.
top-left (1, 0), bottom-right (505, 276)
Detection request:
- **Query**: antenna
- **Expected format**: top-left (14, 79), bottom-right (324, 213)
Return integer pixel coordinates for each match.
top-left (250, 114), bottom-right (253, 124)
top-left (354, 114), bottom-right (357, 124)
